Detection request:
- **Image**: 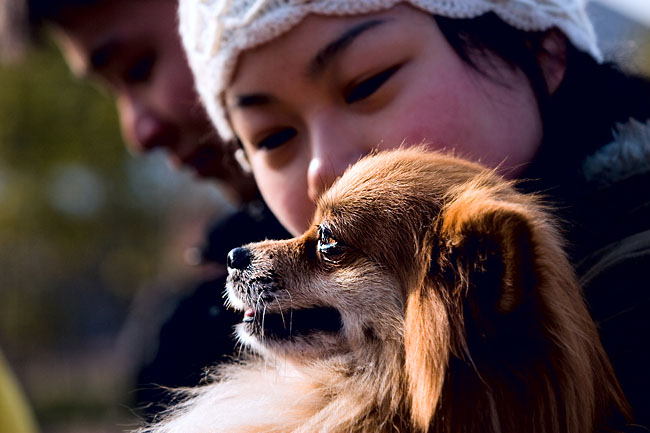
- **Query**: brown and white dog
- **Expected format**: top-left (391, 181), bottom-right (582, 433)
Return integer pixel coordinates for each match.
top-left (145, 148), bottom-right (629, 433)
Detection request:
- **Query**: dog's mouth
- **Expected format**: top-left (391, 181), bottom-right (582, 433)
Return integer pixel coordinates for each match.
top-left (240, 304), bottom-right (342, 340)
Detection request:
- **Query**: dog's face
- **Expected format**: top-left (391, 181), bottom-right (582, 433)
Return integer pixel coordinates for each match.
top-left (225, 149), bottom-right (510, 363)
top-left (225, 220), bottom-right (405, 360)
top-left (225, 203), bottom-right (411, 361)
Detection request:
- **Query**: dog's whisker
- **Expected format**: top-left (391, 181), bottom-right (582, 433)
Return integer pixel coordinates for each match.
top-left (254, 292), bottom-right (264, 318)
top-left (235, 339), bottom-right (243, 358)
top-left (284, 288), bottom-right (294, 335)
top-left (260, 301), bottom-right (271, 373)
top-left (271, 292), bottom-right (288, 331)
top-left (222, 290), bottom-right (232, 310)
top-left (261, 301), bottom-right (268, 340)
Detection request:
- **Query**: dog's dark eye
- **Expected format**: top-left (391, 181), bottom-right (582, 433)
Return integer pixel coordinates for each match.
top-left (317, 224), bottom-right (344, 261)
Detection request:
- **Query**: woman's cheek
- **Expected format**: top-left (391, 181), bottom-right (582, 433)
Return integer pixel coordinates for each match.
top-left (254, 163), bottom-right (314, 236)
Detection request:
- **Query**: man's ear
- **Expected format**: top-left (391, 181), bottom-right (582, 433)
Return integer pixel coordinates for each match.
top-left (537, 29), bottom-right (567, 95)
top-left (440, 188), bottom-right (540, 322)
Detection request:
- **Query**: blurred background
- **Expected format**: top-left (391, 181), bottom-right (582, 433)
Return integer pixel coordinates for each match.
top-left (0, 2), bottom-right (648, 433)
top-left (0, 33), bottom-right (233, 433)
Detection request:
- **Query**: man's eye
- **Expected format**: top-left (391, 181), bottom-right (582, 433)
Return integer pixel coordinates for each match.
top-left (344, 64), bottom-right (401, 104)
top-left (256, 128), bottom-right (297, 150)
top-left (125, 52), bottom-right (156, 83)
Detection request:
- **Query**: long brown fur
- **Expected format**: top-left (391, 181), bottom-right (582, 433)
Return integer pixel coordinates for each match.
top-left (142, 147), bottom-right (630, 433)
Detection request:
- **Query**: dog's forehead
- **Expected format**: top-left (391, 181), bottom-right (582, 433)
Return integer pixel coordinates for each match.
top-left (325, 150), bottom-right (481, 198)
top-left (320, 153), bottom-right (443, 217)
top-left (322, 157), bottom-right (416, 206)
top-left (315, 161), bottom-right (429, 241)
top-left (317, 177), bottom-right (409, 225)
top-left (315, 149), bottom-right (495, 240)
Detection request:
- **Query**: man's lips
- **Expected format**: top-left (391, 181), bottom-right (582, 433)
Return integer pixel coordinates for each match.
top-left (176, 144), bottom-right (230, 180)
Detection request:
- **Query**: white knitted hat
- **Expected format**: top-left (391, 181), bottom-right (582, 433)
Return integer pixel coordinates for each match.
top-left (179, 0), bottom-right (602, 141)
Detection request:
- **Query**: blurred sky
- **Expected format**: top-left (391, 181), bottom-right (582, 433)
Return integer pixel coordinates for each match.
top-left (589, 0), bottom-right (650, 74)
top-left (593, 0), bottom-right (650, 27)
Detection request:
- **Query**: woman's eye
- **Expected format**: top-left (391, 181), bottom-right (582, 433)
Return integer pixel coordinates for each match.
top-left (345, 64), bottom-right (401, 104)
top-left (256, 128), bottom-right (297, 150)
top-left (125, 52), bottom-right (156, 83)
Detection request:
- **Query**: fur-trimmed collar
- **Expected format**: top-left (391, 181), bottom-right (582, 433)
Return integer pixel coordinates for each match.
top-left (582, 118), bottom-right (650, 188)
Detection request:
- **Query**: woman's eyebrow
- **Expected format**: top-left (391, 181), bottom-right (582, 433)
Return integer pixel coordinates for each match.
top-left (229, 93), bottom-right (274, 111)
top-left (229, 19), bottom-right (389, 112)
top-left (307, 18), bottom-right (389, 78)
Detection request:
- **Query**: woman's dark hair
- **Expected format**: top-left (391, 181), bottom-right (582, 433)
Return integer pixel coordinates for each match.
top-left (434, 13), bottom-right (650, 178)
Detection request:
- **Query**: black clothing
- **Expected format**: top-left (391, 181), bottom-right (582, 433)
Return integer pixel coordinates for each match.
top-left (522, 119), bottom-right (650, 427)
top-left (135, 199), bottom-right (290, 418)
top-left (577, 171), bottom-right (650, 428)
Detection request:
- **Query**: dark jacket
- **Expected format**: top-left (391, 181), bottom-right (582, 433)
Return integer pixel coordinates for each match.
top-left (577, 119), bottom-right (650, 427)
top-left (525, 118), bottom-right (650, 427)
top-left (135, 199), bottom-right (289, 418)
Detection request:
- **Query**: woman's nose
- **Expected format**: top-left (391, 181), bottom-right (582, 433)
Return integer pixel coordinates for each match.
top-left (306, 117), bottom-right (368, 203)
top-left (307, 157), bottom-right (338, 202)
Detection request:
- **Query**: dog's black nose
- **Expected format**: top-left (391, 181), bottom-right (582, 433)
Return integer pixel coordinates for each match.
top-left (227, 247), bottom-right (251, 270)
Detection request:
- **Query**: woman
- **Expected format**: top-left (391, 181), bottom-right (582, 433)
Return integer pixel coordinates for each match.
top-left (178, 0), bottom-right (650, 426)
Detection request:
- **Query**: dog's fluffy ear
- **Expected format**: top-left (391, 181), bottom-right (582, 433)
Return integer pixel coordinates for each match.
top-left (403, 185), bottom-right (542, 431)
top-left (404, 282), bottom-right (450, 432)
top-left (441, 186), bottom-right (541, 321)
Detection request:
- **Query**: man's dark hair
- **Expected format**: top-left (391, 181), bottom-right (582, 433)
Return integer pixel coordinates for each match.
top-left (0, 0), bottom-right (101, 61)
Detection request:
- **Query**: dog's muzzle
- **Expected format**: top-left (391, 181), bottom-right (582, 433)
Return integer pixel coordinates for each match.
top-left (226, 246), bottom-right (343, 340)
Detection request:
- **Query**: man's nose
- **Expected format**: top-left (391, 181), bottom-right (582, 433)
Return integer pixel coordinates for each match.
top-left (306, 117), bottom-right (368, 203)
top-left (117, 94), bottom-right (173, 154)
top-left (133, 113), bottom-right (174, 152)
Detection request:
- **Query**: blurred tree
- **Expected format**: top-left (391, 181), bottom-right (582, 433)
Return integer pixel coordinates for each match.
top-left (0, 37), bottom-right (164, 351)
top-left (0, 37), bottom-right (221, 431)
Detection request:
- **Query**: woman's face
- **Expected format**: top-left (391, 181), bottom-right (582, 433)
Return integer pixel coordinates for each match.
top-left (226, 5), bottom-right (543, 235)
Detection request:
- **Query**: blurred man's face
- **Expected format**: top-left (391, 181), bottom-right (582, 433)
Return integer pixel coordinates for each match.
top-left (53, 0), bottom-right (235, 181)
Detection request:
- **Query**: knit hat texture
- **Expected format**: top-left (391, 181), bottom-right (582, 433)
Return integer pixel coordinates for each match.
top-left (179, 0), bottom-right (602, 140)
